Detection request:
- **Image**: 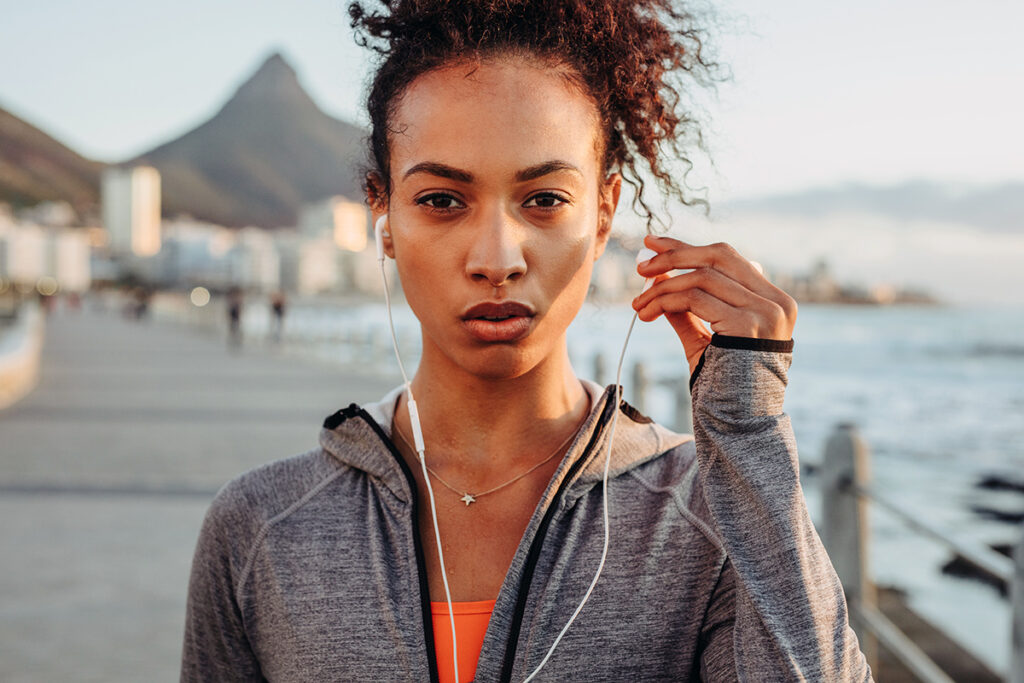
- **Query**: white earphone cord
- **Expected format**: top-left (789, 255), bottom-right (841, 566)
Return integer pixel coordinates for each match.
top-left (379, 220), bottom-right (645, 682)
top-left (521, 309), bottom-right (638, 682)
top-left (379, 258), bottom-right (461, 683)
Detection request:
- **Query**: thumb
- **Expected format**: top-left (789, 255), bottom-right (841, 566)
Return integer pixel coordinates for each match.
top-left (665, 311), bottom-right (712, 375)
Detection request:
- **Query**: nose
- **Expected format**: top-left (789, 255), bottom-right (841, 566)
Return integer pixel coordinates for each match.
top-left (464, 210), bottom-right (527, 287)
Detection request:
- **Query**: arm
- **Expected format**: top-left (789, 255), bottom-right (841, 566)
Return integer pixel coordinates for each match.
top-left (632, 237), bottom-right (870, 680)
top-left (181, 490), bottom-right (266, 682)
top-left (691, 338), bottom-right (871, 680)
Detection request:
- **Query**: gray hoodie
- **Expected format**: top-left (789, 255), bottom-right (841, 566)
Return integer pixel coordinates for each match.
top-left (182, 337), bottom-right (872, 681)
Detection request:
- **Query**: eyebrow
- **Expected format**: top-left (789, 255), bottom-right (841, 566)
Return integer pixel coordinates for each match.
top-left (401, 160), bottom-right (582, 184)
top-left (515, 161), bottom-right (583, 183)
top-left (402, 162), bottom-right (474, 183)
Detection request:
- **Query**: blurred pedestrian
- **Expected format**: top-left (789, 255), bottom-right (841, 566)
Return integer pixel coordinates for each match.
top-left (226, 288), bottom-right (243, 349)
top-left (269, 291), bottom-right (286, 344)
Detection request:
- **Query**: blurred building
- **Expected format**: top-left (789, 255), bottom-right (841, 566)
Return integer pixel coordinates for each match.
top-left (294, 195), bottom-right (386, 295)
top-left (102, 166), bottom-right (162, 257)
top-left (298, 195), bottom-right (368, 250)
top-left (0, 224), bottom-right (46, 287)
top-left (343, 246), bottom-right (389, 296)
top-left (226, 228), bottom-right (280, 292)
top-left (277, 234), bottom-right (338, 295)
top-left (0, 222), bottom-right (91, 293)
top-left (157, 219), bottom-right (236, 289)
top-left (50, 230), bottom-right (92, 292)
top-left (18, 200), bottom-right (77, 228)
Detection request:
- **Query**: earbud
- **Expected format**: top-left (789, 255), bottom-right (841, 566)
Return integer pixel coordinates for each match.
top-left (374, 214), bottom-right (389, 261)
top-left (636, 247), bottom-right (657, 293)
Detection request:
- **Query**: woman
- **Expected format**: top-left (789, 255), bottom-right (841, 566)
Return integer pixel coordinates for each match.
top-left (182, 1), bottom-right (872, 680)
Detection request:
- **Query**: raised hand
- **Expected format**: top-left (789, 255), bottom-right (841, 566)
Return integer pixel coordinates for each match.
top-left (631, 235), bottom-right (797, 374)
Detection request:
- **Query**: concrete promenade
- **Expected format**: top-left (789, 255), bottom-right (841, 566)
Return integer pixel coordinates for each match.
top-left (0, 305), bottom-right (397, 682)
top-left (1, 302), bottom-right (1003, 682)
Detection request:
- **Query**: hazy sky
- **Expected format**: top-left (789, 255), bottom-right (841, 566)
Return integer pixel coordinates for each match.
top-left (1, 0), bottom-right (1022, 201)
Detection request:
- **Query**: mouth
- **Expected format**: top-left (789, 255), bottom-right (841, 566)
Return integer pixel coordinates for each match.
top-left (463, 301), bottom-right (535, 320)
top-left (461, 301), bottom-right (535, 342)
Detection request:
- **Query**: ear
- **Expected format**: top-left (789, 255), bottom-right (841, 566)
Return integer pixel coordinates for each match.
top-left (382, 218), bottom-right (395, 260)
top-left (371, 212), bottom-right (395, 259)
top-left (594, 173), bottom-right (622, 260)
top-left (366, 173), bottom-right (395, 258)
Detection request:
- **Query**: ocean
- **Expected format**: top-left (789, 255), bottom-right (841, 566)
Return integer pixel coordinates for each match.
top-left (257, 300), bottom-right (1024, 675)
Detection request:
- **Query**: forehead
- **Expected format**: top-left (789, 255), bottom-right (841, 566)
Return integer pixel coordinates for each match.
top-left (390, 56), bottom-right (602, 181)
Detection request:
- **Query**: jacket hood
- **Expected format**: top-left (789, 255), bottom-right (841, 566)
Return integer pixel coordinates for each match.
top-left (319, 380), bottom-right (692, 503)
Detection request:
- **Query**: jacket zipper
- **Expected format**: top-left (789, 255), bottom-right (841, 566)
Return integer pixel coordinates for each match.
top-left (354, 406), bottom-right (441, 683)
top-left (497, 391), bottom-right (618, 683)
top-left (350, 389), bottom-right (616, 683)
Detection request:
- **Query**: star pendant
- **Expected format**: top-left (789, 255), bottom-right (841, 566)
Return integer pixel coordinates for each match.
top-left (460, 493), bottom-right (477, 506)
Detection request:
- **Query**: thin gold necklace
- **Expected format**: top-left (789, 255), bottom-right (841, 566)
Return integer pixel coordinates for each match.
top-left (392, 416), bottom-right (584, 507)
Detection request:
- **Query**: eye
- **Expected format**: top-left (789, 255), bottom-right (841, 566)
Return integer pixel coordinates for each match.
top-left (416, 193), bottom-right (465, 211)
top-left (523, 192), bottom-right (569, 209)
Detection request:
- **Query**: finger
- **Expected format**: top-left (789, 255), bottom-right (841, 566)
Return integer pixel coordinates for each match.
top-left (638, 285), bottom-right (783, 339)
top-left (634, 269), bottom-right (792, 339)
top-left (633, 266), bottom-right (775, 315)
top-left (638, 236), bottom-right (762, 291)
top-left (638, 236), bottom-right (790, 310)
top-left (635, 286), bottom-right (733, 328)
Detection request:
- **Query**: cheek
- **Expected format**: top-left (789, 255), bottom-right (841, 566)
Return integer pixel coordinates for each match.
top-left (542, 233), bottom-right (596, 301)
top-left (394, 249), bottom-right (440, 312)
top-left (387, 234), bottom-right (438, 313)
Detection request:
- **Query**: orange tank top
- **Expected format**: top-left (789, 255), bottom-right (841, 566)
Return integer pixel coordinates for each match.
top-left (431, 599), bottom-right (496, 683)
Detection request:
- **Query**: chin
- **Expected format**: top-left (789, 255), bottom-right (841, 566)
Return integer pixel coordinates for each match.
top-left (461, 344), bottom-right (540, 381)
top-left (420, 313), bottom-right (573, 383)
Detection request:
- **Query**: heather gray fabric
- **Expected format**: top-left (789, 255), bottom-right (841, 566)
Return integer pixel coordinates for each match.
top-left (181, 343), bottom-right (872, 681)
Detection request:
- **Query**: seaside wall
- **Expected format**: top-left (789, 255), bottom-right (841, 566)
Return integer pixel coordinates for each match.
top-left (0, 303), bottom-right (44, 410)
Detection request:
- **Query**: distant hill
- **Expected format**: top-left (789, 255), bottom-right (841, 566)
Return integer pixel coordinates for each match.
top-left (724, 179), bottom-right (1024, 233)
top-left (4, 55), bottom-right (1021, 233)
top-left (131, 52), bottom-right (367, 228)
top-left (0, 104), bottom-right (103, 215)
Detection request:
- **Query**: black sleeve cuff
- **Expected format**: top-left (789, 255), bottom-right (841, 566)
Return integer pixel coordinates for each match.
top-left (710, 334), bottom-right (794, 353)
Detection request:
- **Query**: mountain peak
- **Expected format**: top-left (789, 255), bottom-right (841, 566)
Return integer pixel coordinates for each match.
top-left (227, 50), bottom-right (309, 110)
top-left (255, 51), bottom-right (297, 79)
top-left (131, 50), bottom-right (366, 228)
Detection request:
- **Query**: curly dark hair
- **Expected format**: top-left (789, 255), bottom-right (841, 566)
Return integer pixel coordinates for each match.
top-left (348, 0), bottom-right (726, 227)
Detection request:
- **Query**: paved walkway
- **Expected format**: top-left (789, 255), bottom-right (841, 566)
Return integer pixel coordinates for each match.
top-left (0, 305), bottom-right (397, 682)
top-left (2, 304), bottom-right (1002, 682)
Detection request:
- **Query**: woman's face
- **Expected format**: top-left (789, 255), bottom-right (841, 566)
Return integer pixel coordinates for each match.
top-left (376, 55), bottom-right (620, 381)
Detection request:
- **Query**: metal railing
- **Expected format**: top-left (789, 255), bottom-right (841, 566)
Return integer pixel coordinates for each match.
top-left (819, 423), bottom-right (1024, 683)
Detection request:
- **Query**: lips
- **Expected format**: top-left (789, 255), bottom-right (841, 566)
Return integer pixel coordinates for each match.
top-left (463, 301), bottom-right (534, 321)
top-left (461, 301), bottom-right (535, 342)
